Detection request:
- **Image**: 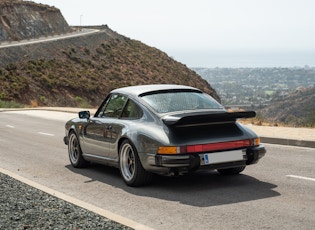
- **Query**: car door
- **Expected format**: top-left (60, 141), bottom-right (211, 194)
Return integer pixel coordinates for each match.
top-left (82, 94), bottom-right (128, 158)
top-left (82, 117), bottom-right (111, 157)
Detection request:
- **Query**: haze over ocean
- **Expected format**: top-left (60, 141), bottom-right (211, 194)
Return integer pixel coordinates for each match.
top-left (173, 50), bottom-right (315, 68)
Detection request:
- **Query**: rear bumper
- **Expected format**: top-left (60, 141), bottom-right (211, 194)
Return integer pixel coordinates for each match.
top-left (149, 145), bottom-right (266, 173)
top-left (245, 145), bottom-right (266, 164)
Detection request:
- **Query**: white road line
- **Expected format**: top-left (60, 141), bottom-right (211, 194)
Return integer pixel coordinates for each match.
top-left (38, 132), bottom-right (55, 136)
top-left (6, 125), bottom-right (15, 128)
top-left (286, 175), bottom-right (315, 182)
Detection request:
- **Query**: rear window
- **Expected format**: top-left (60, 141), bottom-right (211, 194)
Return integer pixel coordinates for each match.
top-left (141, 91), bottom-right (222, 113)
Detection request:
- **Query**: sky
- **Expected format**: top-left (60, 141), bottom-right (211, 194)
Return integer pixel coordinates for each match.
top-left (32, 0), bottom-right (315, 68)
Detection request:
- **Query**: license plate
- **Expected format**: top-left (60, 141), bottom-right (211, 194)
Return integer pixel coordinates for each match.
top-left (203, 150), bottom-right (244, 165)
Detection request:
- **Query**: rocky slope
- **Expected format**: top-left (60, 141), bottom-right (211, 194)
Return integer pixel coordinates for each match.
top-left (0, 0), bottom-right (72, 41)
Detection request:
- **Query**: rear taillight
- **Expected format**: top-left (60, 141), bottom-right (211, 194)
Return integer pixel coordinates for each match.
top-left (157, 138), bottom-right (260, 154)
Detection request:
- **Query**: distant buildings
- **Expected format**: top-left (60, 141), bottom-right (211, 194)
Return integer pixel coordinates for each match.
top-left (193, 67), bottom-right (315, 109)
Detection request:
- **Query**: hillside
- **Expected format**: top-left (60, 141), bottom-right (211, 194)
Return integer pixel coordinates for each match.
top-left (259, 86), bottom-right (315, 127)
top-left (0, 1), bottom-right (219, 107)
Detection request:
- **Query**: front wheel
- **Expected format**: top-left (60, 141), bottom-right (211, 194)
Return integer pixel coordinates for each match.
top-left (217, 166), bottom-right (246, 175)
top-left (68, 132), bottom-right (88, 168)
top-left (119, 140), bottom-right (153, 187)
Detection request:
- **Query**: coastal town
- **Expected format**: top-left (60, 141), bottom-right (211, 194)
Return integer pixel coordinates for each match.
top-left (194, 66), bottom-right (315, 109)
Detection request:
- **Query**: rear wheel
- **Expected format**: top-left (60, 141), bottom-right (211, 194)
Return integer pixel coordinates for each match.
top-left (68, 132), bottom-right (88, 168)
top-left (119, 140), bottom-right (153, 187)
top-left (217, 166), bottom-right (246, 175)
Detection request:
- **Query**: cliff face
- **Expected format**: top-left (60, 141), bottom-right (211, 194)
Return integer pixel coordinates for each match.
top-left (0, 0), bottom-right (72, 41)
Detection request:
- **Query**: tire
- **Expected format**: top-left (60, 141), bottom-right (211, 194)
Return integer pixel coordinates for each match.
top-left (119, 140), bottom-right (153, 187)
top-left (68, 132), bottom-right (88, 168)
top-left (217, 166), bottom-right (246, 175)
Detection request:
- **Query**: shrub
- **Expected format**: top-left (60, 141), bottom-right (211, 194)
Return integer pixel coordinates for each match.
top-left (0, 100), bottom-right (23, 108)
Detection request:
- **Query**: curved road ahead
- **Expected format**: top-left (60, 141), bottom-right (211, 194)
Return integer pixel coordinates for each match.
top-left (0, 110), bottom-right (314, 230)
top-left (0, 29), bottom-right (99, 49)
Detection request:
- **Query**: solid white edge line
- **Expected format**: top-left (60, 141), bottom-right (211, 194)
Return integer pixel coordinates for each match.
top-left (6, 125), bottom-right (15, 128)
top-left (286, 175), bottom-right (315, 182)
top-left (0, 167), bottom-right (154, 230)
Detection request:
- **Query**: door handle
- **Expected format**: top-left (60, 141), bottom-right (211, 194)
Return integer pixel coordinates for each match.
top-left (90, 120), bottom-right (102, 124)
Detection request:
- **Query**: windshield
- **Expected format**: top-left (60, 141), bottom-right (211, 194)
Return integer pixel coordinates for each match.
top-left (141, 91), bottom-right (222, 113)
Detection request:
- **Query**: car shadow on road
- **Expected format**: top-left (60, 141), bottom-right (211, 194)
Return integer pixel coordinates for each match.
top-left (65, 164), bottom-right (280, 207)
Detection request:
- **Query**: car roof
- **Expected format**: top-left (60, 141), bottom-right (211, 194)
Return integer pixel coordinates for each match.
top-left (111, 84), bottom-right (201, 98)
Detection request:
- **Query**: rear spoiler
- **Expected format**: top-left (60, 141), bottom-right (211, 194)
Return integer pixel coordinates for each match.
top-left (162, 111), bottom-right (256, 127)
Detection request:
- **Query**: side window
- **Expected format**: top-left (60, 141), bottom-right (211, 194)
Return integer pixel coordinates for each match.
top-left (102, 94), bottom-right (128, 118)
top-left (121, 99), bottom-right (143, 119)
top-left (96, 95), bottom-right (111, 118)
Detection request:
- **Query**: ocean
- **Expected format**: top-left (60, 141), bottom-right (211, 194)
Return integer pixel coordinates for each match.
top-left (169, 50), bottom-right (315, 68)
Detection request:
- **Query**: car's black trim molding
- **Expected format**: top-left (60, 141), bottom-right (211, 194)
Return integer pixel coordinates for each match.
top-left (139, 88), bottom-right (202, 97)
top-left (246, 145), bottom-right (266, 164)
top-left (83, 153), bottom-right (118, 166)
top-left (63, 136), bottom-right (69, 145)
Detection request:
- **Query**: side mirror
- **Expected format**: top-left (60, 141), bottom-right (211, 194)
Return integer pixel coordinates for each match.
top-left (79, 111), bottom-right (90, 119)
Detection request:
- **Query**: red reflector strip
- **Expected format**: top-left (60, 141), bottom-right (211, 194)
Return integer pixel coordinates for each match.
top-left (185, 140), bottom-right (251, 153)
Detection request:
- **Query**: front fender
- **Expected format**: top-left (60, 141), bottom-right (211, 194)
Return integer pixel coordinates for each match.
top-left (64, 118), bottom-right (85, 145)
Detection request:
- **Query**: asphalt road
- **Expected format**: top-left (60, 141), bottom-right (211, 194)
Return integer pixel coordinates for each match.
top-left (0, 29), bottom-right (99, 49)
top-left (0, 111), bottom-right (314, 230)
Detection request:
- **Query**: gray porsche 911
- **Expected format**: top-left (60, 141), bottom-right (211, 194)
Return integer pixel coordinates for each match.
top-left (64, 84), bottom-right (266, 186)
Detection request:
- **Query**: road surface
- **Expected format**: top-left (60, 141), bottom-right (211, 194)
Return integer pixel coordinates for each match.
top-left (0, 29), bottom-right (99, 49)
top-left (0, 110), bottom-right (314, 230)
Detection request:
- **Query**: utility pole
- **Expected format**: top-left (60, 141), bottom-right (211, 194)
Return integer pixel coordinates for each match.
top-left (80, 15), bottom-right (83, 26)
